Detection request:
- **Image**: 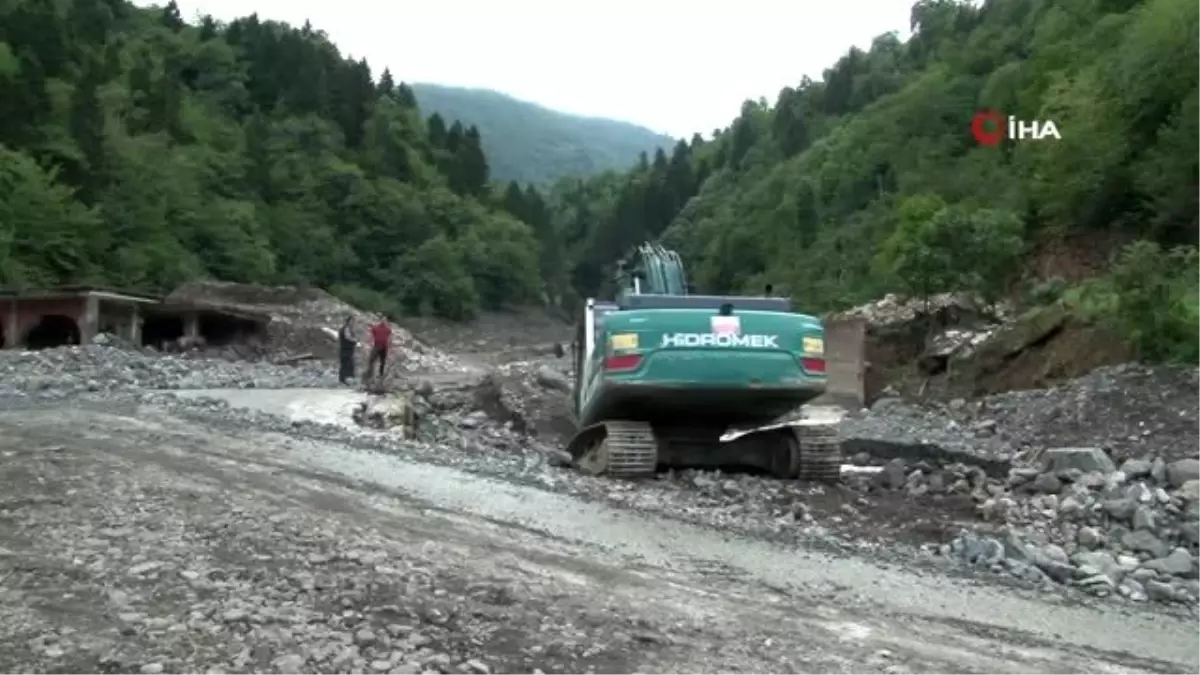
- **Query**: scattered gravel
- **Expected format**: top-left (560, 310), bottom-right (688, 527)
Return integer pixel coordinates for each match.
top-left (0, 345), bottom-right (339, 395)
top-left (1, 344), bottom-right (1197, 620)
top-left (0, 409), bottom-right (838, 674)
top-left (1, 338), bottom-right (1198, 673)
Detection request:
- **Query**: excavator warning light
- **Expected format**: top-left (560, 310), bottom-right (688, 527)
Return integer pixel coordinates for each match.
top-left (803, 337), bottom-right (824, 355)
top-left (610, 333), bottom-right (638, 350)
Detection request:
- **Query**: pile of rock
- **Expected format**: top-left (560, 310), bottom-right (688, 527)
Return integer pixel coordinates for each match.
top-left (352, 393), bottom-right (419, 439)
top-left (490, 361), bottom-right (574, 438)
top-left (165, 281), bottom-right (463, 372)
top-left (937, 363), bottom-right (1200, 465)
top-left (0, 345), bottom-right (338, 396)
top-left (934, 446), bottom-right (1199, 604)
top-left (831, 292), bottom-right (1011, 328)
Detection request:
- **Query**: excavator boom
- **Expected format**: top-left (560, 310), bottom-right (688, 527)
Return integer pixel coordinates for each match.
top-left (617, 243), bottom-right (689, 297)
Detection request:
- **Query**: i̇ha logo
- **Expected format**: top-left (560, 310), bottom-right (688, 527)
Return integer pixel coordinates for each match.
top-left (971, 110), bottom-right (1061, 146)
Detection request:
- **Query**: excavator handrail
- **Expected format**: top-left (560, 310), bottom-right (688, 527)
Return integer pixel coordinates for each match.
top-left (618, 293), bottom-right (792, 312)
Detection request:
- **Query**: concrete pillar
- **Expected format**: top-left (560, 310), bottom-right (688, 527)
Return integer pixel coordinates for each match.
top-left (128, 304), bottom-right (142, 345)
top-left (3, 299), bottom-right (17, 348)
top-left (183, 311), bottom-right (200, 339)
top-left (79, 294), bottom-right (99, 345)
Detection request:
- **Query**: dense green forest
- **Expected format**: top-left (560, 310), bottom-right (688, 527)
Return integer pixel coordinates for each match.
top-left (550, 0), bottom-right (1198, 362)
top-left (1, 0), bottom-right (1195, 361)
top-left (411, 84), bottom-right (675, 185)
top-left (0, 0), bottom-right (563, 319)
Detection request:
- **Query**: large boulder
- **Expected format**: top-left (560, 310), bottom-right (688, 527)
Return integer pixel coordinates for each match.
top-left (353, 393), bottom-right (418, 438)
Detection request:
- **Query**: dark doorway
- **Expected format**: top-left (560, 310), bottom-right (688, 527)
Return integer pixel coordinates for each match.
top-left (142, 313), bottom-right (184, 348)
top-left (199, 313), bottom-right (261, 346)
top-left (24, 315), bottom-right (81, 349)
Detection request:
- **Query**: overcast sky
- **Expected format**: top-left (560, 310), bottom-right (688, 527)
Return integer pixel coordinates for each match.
top-left (154, 0), bottom-right (914, 139)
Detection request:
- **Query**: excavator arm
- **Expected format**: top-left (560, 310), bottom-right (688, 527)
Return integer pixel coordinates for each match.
top-left (617, 243), bottom-right (689, 297)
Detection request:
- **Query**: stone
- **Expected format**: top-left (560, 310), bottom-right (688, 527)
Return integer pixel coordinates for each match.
top-left (353, 394), bottom-right (417, 437)
top-left (1167, 459), bottom-right (1200, 488)
top-left (1073, 551), bottom-right (1120, 581)
top-left (1141, 548), bottom-right (1197, 578)
top-left (1103, 498), bottom-right (1136, 522)
top-left (1131, 505), bottom-right (1158, 532)
top-left (1041, 447), bottom-right (1116, 475)
top-left (534, 366), bottom-right (570, 393)
top-left (1121, 530), bottom-right (1169, 558)
top-left (1144, 579), bottom-right (1176, 602)
top-left (1177, 480), bottom-right (1200, 503)
top-left (1150, 458), bottom-right (1168, 484)
top-left (1077, 526), bottom-right (1104, 549)
top-left (1120, 459), bottom-right (1152, 479)
top-left (1031, 472), bottom-right (1062, 494)
top-left (1180, 520), bottom-right (1200, 548)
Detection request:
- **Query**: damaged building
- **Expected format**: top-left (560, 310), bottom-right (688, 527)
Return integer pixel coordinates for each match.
top-left (0, 285), bottom-right (268, 351)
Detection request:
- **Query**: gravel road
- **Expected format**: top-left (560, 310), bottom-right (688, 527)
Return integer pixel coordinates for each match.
top-left (0, 400), bottom-right (1195, 674)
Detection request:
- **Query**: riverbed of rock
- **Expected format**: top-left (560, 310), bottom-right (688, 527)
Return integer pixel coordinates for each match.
top-left (2, 344), bottom-right (1196, 613)
top-left (0, 345), bottom-right (340, 395)
top-left (853, 363), bottom-right (1199, 465)
top-left (0, 411), bottom-right (701, 675)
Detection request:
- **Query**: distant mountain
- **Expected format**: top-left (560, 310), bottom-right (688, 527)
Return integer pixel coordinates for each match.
top-left (411, 83), bottom-right (676, 185)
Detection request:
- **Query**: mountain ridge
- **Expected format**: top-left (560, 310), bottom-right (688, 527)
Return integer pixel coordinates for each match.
top-left (411, 83), bottom-right (676, 185)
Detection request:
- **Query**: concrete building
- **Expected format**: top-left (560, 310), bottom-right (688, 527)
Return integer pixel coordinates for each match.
top-left (0, 286), bottom-right (161, 349)
top-left (0, 285), bottom-right (268, 350)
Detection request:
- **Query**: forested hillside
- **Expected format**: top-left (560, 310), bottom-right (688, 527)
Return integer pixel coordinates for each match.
top-left (551, 0), bottom-right (1198, 362)
top-left (411, 84), bottom-right (675, 186)
top-left (0, 0), bottom-right (559, 320)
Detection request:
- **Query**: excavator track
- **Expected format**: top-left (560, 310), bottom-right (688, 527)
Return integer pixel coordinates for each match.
top-left (795, 423), bottom-right (841, 483)
top-left (573, 421), bottom-right (659, 477)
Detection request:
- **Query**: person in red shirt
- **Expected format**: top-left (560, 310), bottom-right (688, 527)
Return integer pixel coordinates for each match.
top-left (367, 315), bottom-right (392, 380)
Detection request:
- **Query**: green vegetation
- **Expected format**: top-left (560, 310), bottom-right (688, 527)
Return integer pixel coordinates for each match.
top-left (0, 0), bottom-right (560, 320)
top-left (1064, 243), bottom-right (1199, 363)
top-left (551, 0), bottom-right (1198, 363)
top-left (1, 0), bottom-right (1194, 362)
top-left (411, 84), bottom-right (675, 186)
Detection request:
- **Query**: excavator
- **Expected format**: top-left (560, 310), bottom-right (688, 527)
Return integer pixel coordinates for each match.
top-left (566, 243), bottom-right (841, 480)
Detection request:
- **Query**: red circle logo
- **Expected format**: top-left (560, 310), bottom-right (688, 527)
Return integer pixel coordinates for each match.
top-left (971, 110), bottom-right (1005, 146)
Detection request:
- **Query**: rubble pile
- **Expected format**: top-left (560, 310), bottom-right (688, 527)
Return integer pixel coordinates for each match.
top-left (368, 360), bottom-right (573, 451)
top-left (352, 393), bottom-right (419, 439)
top-left (935, 363), bottom-right (1200, 464)
top-left (0, 345), bottom-right (337, 395)
top-left (166, 281), bottom-right (463, 372)
top-left (845, 363), bottom-right (1199, 465)
top-left (940, 444), bottom-right (1195, 600)
top-left (492, 361), bottom-right (574, 439)
top-left (841, 362), bottom-right (1200, 605)
top-left (832, 292), bottom-right (1012, 328)
top-left (832, 293), bottom-right (1015, 401)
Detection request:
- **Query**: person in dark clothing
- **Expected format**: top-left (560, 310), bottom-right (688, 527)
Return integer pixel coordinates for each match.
top-left (337, 316), bottom-right (357, 385)
top-left (367, 315), bottom-right (391, 380)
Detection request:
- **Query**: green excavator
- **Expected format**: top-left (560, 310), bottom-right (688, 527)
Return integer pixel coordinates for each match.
top-left (566, 243), bottom-right (842, 480)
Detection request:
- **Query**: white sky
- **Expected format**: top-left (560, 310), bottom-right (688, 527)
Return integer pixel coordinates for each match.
top-left (154, 0), bottom-right (914, 138)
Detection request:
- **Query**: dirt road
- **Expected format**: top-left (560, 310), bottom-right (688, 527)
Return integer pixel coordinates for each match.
top-left (0, 399), bottom-right (1195, 674)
